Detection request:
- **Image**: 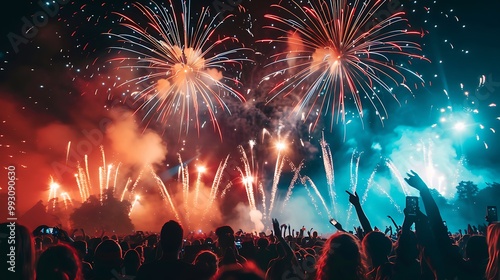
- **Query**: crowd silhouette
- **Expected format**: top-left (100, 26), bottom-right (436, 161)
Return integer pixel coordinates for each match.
top-left (1, 171), bottom-right (499, 280)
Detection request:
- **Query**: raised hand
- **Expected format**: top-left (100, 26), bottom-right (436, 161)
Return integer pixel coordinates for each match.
top-left (346, 190), bottom-right (360, 206)
top-left (273, 218), bottom-right (283, 239)
top-left (404, 170), bottom-right (427, 191)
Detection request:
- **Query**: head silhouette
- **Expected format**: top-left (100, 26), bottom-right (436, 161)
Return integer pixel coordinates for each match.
top-left (36, 243), bottom-right (83, 280)
top-left (93, 239), bottom-right (123, 277)
top-left (316, 232), bottom-right (367, 280)
top-left (215, 225), bottom-right (235, 250)
top-left (465, 235), bottom-right (488, 261)
top-left (160, 220), bottom-right (183, 254)
top-left (362, 231), bottom-right (393, 268)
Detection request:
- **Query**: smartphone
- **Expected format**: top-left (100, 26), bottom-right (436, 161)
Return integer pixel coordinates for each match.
top-left (235, 241), bottom-right (242, 249)
top-left (487, 206), bottom-right (498, 222)
top-left (329, 218), bottom-right (338, 226)
top-left (406, 196), bottom-right (419, 216)
top-left (41, 227), bottom-right (58, 235)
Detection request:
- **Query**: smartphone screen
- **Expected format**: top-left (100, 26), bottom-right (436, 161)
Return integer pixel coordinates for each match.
top-left (329, 218), bottom-right (338, 226)
top-left (487, 206), bottom-right (498, 222)
top-left (406, 196), bottom-right (419, 216)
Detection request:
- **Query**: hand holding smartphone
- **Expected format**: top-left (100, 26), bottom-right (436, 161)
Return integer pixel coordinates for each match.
top-left (406, 196), bottom-right (419, 216)
top-left (487, 206), bottom-right (498, 223)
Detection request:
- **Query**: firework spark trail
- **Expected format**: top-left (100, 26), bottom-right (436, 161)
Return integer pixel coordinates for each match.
top-left (113, 162), bottom-right (122, 194)
top-left (129, 168), bottom-right (144, 194)
top-left (237, 146), bottom-right (257, 210)
top-left (120, 178), bottom-right (132, 202)
top-left (66, 141), bottom-right (71, 165)
top-left (75, 161), bottom-right (91, 202)
top-left (385, 159), bottom-right (410, 196)
top-left (362, 164), bottom-right (379, 205)
top-left (301, 176), bottom-right (331, 217)
top-left (98, 166), bottom-right (104, 203)
top-left (61, 193), bottom-right (73, 210)
top-left (177, 155), bottom-right (191, 223)
top-left (206, 155), bottom-right (230, 212)
top-left (106, 164), bottom-right (112, 190)
top-left (220, 182), bottom-right (233, 199)
top-left (210, 157), bottom-right (230, 201)
top-left (300, 177), bottom-right (321, 215)
top-left (84, 155), bottom-right (92, 196)
top-left (346, 150), bottom-right (359, 224)
top-left (151, 169), bottom-right (181, 222)
top-left (194, 173), bottom-right (202, 206)
top-left (262, 0), bottom-right (427, 131)
top-left (320, 132), bottom-right (336, 216)
top-left (129, 195), bottom-right (140, 216)
top-left (177, 154), bottom-right (190, 211)
top-left (75, 173), bottom-right (84, 203)
top-left (268, 148), bottom-right (286, 217)
top-left (375, 183), bottom-right (403, 214)
top-left (258, 181), bottom-right (267, 221)
top-left (282, 159), bottom-right (304, 211)
top-left (107, 1), bottom-right (252, 137)
top-left (237, 166), bottom-right (256, 210)
top-left (75, 163), bottom-right (84, 202)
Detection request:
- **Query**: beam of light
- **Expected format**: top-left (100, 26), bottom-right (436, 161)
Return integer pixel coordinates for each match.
top-left (106, 1), bottom-right (252, 139)
top-left (261, 0), bottom-right (427, 132)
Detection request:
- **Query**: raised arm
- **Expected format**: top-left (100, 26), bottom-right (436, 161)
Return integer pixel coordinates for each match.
top-left (346, 190), bottom-right (373, 233)
top-left (404, 171), bottom-right (446, 236)
top-left (405, 170), bottom-right (463, 277)
top-left (273, 218), bottom-right (298, 266)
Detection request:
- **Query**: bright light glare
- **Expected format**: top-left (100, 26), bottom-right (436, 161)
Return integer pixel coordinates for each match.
top-left (197, 166), bottom-right (207, 173)
top-left (454, 122), bottom-right (466, 132)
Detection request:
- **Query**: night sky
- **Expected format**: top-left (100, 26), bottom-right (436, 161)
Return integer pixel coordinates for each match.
top-left (1, 0), bottom-right (499, 232)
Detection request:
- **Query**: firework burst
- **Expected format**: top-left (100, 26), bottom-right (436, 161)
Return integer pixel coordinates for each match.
top-left (262, 0), bottom-right (427, 132)
top-left (107, 1), bottom-right (252, 138)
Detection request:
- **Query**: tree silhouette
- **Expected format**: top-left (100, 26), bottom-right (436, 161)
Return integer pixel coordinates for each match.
top-left (70, 189), bottom-right (134, 234)
top-left (454, 181), bottom-right (480, 224)
top-left (429, 188), bottom-right (449, 209)
top-left (455, 181), bottom-right (479, 201)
